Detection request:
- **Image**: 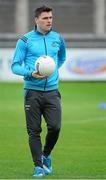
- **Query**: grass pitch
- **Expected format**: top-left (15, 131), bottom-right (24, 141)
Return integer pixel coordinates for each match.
top-left (0, 82), bottom-right (106, 179)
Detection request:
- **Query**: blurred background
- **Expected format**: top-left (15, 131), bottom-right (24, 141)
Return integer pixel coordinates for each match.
top-left (0, 1), bottom-right (106, 179)
top-left (0, 0), bottom-right (106, 81)
top-left (0, 0), bottom-right (106, 43)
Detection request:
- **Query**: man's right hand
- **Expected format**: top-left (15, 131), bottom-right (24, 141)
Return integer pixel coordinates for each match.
top-left (31, 71), bottom-right (48, 79)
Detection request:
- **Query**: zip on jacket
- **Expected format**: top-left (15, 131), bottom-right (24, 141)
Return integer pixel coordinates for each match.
top-left (43, 36), bottom-right (48, 91)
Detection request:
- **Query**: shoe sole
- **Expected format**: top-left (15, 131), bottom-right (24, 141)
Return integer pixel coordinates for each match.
top-left (33, 174), bottom-right (45, 177)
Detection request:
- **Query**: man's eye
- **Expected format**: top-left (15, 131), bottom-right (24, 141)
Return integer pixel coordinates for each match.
top-left (43, 17), bottom-right (52, 20)
top-left (43, 17), bottom-right (48, 20)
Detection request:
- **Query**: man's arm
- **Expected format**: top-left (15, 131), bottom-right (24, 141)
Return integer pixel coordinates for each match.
top-left (11, 38), bottom-right (33, 77)
top-left (11, 38), bottom-right (47, 79)
top-left (58, 36), bottom-right (66, 68)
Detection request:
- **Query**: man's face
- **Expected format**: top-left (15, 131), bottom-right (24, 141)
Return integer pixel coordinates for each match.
top-left (35, 11), bottom-right (53, 34)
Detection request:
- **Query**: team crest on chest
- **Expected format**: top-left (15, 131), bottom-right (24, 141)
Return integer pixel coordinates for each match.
top-left (51, 41), bottom-right (57, 47)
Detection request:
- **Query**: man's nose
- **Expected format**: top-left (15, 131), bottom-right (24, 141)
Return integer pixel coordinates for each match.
top-left (48, 18), bottom-right (52, 22)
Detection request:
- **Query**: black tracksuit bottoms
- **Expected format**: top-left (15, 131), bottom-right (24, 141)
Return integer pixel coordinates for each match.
top-left (24, 89), bottom-right (61, 167)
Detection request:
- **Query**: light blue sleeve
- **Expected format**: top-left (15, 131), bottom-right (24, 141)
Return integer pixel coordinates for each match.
top-left (11, 38), bottom-right (33, 77)
top-left (58, 36), bottom-right (66, 68)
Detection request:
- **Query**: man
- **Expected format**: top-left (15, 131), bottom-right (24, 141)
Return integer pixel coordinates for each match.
top-left (11, 5), bottom-right (66, 177)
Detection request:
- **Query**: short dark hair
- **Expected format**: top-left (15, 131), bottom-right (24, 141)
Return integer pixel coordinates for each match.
top-left (34, 5), bottom-right (52, 18)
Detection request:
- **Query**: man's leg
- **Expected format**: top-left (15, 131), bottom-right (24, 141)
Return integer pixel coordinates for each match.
top-left (24, 90), bottom-right (43, 167)
top-left (43, 90), bottom-right (61, 157)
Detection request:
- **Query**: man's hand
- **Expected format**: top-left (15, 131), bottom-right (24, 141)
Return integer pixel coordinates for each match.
top-left (31, 71), bottom-right (48, 79)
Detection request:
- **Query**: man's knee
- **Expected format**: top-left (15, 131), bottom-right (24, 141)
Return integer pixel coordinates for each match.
top-left (48, 124), bottom-right (61, 134)
top-left (27, 126), bottom-right (42, 137)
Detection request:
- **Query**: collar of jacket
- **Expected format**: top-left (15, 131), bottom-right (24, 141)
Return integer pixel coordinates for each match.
top-left (34, 26), bottom-right (52, 35)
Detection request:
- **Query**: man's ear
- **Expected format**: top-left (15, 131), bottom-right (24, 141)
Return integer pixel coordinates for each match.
top-left (35, 17), bottom-right (38, 24)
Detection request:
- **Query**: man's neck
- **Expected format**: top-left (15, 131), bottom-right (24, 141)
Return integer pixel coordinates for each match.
top-left (37, 27), bottom-right (47, 35)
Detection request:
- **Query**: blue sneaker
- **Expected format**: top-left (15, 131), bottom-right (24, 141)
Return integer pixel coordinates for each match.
top-left (33, 166), bottom-right (45, 177)
top-left (42, 155), bottom-right (52, 175)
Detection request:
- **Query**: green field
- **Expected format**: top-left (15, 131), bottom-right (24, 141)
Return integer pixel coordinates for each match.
top-left (0, 82), bottom-right (106, 179)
